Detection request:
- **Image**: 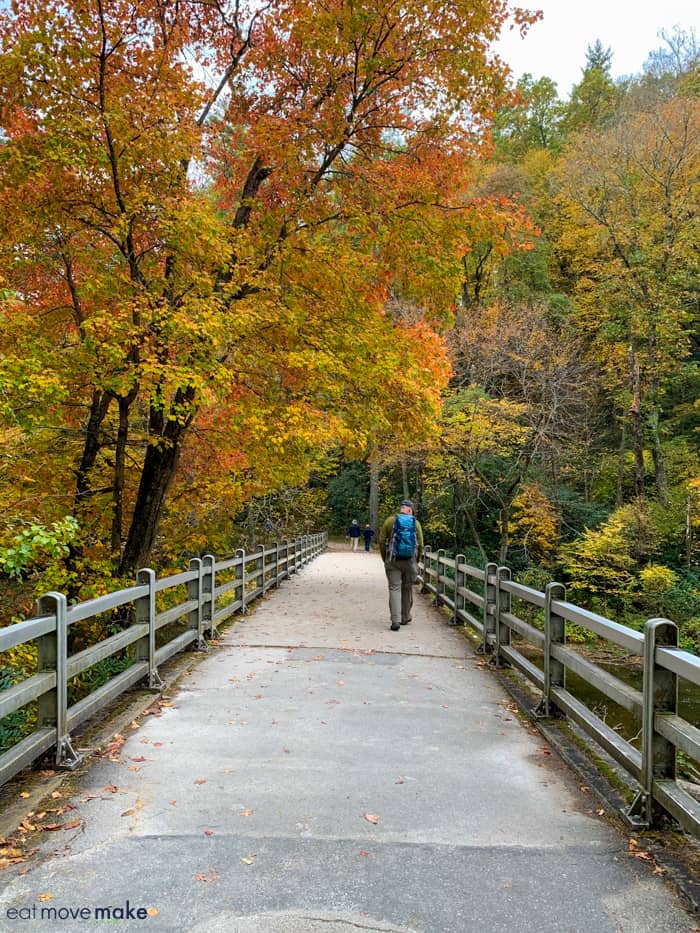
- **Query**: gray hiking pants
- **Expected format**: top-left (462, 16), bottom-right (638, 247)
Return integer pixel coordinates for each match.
top-left (384, 558), bottom-right (417, 626)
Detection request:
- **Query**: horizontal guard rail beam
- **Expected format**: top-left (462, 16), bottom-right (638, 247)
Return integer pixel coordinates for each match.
top-left (67, 625), bottom-right (149, 680)
top-left (550, 644), bottom-right (643, 714)
top-left (0, 672), bottom-right (56, 720)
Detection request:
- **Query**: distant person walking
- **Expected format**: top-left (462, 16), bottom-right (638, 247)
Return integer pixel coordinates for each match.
top-left (363, 523), bottom-right (374, 552)
top-left (347, 519), bottom-right (361, 551)
top-left (378, 499), bottom-right (423, 631)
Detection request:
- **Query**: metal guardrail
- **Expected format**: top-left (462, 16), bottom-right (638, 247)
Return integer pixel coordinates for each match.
top-left (420, 545), bottom-right (700, 836)
top-left (0, 533), bottom-right (327, 788)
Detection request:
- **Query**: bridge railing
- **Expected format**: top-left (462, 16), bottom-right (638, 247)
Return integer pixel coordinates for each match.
top-left (0, 533), bottom-right (327, 789)
top-left (420, 545), bottom-right (700, 836)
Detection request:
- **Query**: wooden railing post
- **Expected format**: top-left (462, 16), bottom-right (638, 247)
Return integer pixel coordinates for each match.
top-left (535, 582), bottom-right (566, 718)
top-left (480, 562), bottom-right (498, 653)
top-left (136, 568), bottom-right (163, 688)
top-left (493, 566), bottom-right (512, 666)
top-left (435, 548), bottom-right (446, 607)
top-left (235, 548), bottom-right (247, 613)
top-left (625, 618), bottom-right (678, 829)
top-left (187, 557), bottom-right (207, 650)
top-left (202, 554), bottom-right (218, 638)
top-left (37, 592), bottom-right (81, 770)
top-left (453, 553), bottom-right (466, 625)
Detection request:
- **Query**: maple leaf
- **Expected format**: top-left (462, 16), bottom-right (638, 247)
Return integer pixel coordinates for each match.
top-left (363, 814), bottom-right (379, 824)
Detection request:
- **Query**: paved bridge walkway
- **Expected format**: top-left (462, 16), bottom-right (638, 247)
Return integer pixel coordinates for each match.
top-left (0, 548), bottom-right (696, 932)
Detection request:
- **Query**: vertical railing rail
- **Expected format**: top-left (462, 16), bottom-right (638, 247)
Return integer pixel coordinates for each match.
top-left (187, 557), bottom-right (206, 649)
top-left (136, 568), bottom-right (163, 688)
top-left (453, 553), bottom-right (466, 625)
top-left (480, 562), bottom-right (498, 653)
top-left (494, 566), bottom-right (512, 666)
top-left (535, 582), bottom-right (566, 718)
top-left (235, 548), bottom-right (247, 613)
top-left (420, 545), bottom-right (431, 593)
top-left (435, 549), bottom-right (446, 607)
top-left (273, 541), bottom-right (281, 588)
top-left (202, 554), bottom-right (218, 637)
top-left (37, 592), bottom-right (81, 770)
top-left (625, 618), bottom-right (679, 828)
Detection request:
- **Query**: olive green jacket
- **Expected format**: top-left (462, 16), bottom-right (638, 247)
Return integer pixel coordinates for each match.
top-left (378, 514), bottom-right (424, 562)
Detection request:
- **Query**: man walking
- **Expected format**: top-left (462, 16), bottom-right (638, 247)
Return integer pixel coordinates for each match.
top-left (378, 499), bottom-right (424, 631)
top-left (347, 519), bottom-right (361, 551)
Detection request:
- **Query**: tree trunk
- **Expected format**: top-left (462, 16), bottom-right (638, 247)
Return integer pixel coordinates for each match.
top-left (401, 459), bottom-right (409, 499)
top-left (110, 395), bottom-right (132, 558)
top-left (648, 408), bottom-right (668, 507)
top-left (75, 390), bottom-right (112, 505)
top-left (615, 418), bottom-right (626, 508)
top-left (119, 387), bottom-right (195, 575)
top-left (629, 349), bottom-right (645, 498)
top-left (368, 453), bottom-right (380, 531)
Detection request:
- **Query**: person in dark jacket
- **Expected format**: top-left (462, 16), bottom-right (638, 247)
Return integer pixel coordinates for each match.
top-left (347, 519), bottom-right (361, 551)
top-left (363, 524), bottom-right (374, 552)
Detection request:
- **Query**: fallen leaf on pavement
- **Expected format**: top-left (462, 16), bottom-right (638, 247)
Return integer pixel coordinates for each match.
top-left (395, 777), bottom-right (405, 784)
top-left (38, 893), bottom-right (53, 901)
top-left (121, 809), bottom-right (135, 817)
top-left (104, 785), bottom-right (119, 794)
top-left (363, 813), bottom-right (379, 824)
top-left (359, 850), bottom-right (372, 857)
top-left (63, 820), bottom-right (81, 831)
top-left (19, 792), bottom-right (30, 799)
top-left (194, 779), bottom-right (206, 785)
top-left (204, 830), bottom-right (215, 836)
top-left (239, 809), bottom-right (253, 817)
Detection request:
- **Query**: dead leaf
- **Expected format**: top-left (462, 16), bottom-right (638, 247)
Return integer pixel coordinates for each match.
top-left (38, 893), bottom-right (53, 901)
top-left (128, 766), bottom-right (141, 772)
top-left (395, 777), bottom-right (405, 784)
top-left (130, 720), bottom-right (140, 730)
top-left (203, 830), bottom-right (214, 836)
top-left (121, 809), bottom-right (135, 817)
top-left (19, 792), bottom-right (30, 799)
top-left (239, 809), bottom-right (253, 817)
top-left (240, 857), bottom-right (255, 865)
top-left (39, 824), bottom-right (63, 832)
top-left (194, 779), bottom-right (206, 785)
top-left (147, 908), bottom-right (159, 917)
top-left (63, 820), bottom-right (81, 831)
top-left (359, 850), bottom-right (372, 857)
top-left (363, 813), bottom-right (379, 824)
top-left (104, 785), bottom-right (119, 794)
top-left (50, 791), bottom-right (62, 800)
top-left (337, 680), bottom-right (345, 686)
top-left (152, 742), bottom-right (163, 747)
top-left (130, 756), bottom-right (147, 763)
top-left (170, 801), bottom-right (177, 806)
top-left (537, 746), bottom-right (551, 756)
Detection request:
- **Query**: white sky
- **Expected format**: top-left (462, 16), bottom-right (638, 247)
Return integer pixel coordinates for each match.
top-left (495, 1), bottom-right (699, 96)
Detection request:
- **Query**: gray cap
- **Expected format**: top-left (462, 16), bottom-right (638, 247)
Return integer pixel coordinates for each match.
top-left (400, 500), bottom-right (414, 510)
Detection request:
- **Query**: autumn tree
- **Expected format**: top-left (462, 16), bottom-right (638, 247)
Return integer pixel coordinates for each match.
top-left (0, 0), bottom-right (539, 578)
top-left (555, 94), bottom-right (700, 506)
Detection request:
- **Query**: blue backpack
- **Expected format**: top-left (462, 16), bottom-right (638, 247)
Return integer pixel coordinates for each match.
top-left (389, 513), bottom-right (417, 560)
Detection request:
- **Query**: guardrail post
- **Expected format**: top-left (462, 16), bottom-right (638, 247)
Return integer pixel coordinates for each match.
top-left (452, 554), bottom-right (466, 625)
top-left (235, 548), bottom-right (247, 613)
top-left (37, 592), bottom-right (82, 770)
top-left (535, 582), bottom-right (567, 718)
top-left (281, 539), bottom-right (289, 581)
top-left (187, 557), bottom-right (202, 651)
top-left (479, 562), bottom-right (498, 654)
top-left (256, 544), bottom-right (265, 594)
top-left (419, 545), bottom-right (431, 593)
top-left (273, 541), bottom-right (281, 588)
top-left (492, 566), bottom-right (512, 667)
top-left (202, 554), bottom-right (219, 638)
top-left (624, 618), bottom-right (679, 829)
top-left (136, 568), bottom-right (164, 689)
top-left (435, 549), bottom-right (446, 607)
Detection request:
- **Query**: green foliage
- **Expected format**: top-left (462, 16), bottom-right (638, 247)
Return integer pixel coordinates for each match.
top-left (0, 516), bottom-right (80, 580)
top-left (326, 461), bottom-right (370, 533)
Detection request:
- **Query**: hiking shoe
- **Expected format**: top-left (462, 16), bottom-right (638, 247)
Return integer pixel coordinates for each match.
top-left (390, 624), bottom-right (400, 631)
top-left (401, 618), bottom-right (411, 625)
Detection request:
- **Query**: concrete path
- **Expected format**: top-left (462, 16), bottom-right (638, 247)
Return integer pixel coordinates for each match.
top-left (0, 548), bottom-right (696, 932)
